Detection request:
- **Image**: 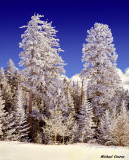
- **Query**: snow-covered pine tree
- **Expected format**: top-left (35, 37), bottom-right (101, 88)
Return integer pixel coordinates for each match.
top-left (0, 90), bottom-right (6, 140)
top-left (6, 59), bottom-right (22, 92)
top-left (5, 59), bottom-right (17, 86)
top-left (0, 67), bottom-right (6, 91)
top-left (113, 101), bottom-right (129, 146)
top-left (43, 78), bottom-right (77, 145)
top-left (0, 88), bottom-right (16, 141)
top-left (4, 112), bottom-right (16, 141)
top-left (19, 14), bottom-right (65, 140)
top-left (78, 85), bottom-right (95, 143)
top-left (99, 101), bottom-right (129, 146)
top-left (15, 68), bottom-right (22, 87)
top-left (5, 59), bottom-right (22, 109)
top-left (81, 23), bottom-right (122, 125)
top-left (43, 86), bottom-right (67, 144)
top-left (14, 85), bottom-right (29, 142)
top-left (98, 109), bottom-right (113, 145)
top-left (69, 74), bottom-right (82, 116)
top-left (44, 109), bottom-right (65, 144)
top-left (63, 78), bottom-right (77, 144)
top-left (19, 14), bottom-right (65, 95)
top-left (0, 90), bottom-right (15, 141)
top-left (0, 67), bottom-right (12, 106)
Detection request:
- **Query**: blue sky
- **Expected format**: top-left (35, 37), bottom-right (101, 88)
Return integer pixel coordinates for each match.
top-left (0, 0), bottom-right (129, 78)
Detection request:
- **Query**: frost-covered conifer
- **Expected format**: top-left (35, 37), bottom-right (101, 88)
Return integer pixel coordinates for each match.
top-left (5, 59), bottom-right (22, 108)
top-left (44, 108), bottom-right (66, 144)
top-left (0, 90), bottom-right (6, 140)
top-left (81, 23), bottom-right (122, 123)
top-left (98, 109), bottom-right (113, 145)
top-left (99, 101), bottom-right (129, 146)
top-left (78, 87), bottom-right (95, 143)
top-left (0, 88), bottom-right (16, 141)
top-left (113, 102), bottom-right (129, 146)
top-left (0, 67), bottom-right (6, 90)
top-left (14, 86), bottom-right (29, 142)
top-left (44, 87), bottom-right (67, 144)
top-left (44, 80), bottom-right (77, 144)
top-left (5, 59), bottom-right (17, 86)
top-left (0, 67), bottom-right (12, 104)
top-left (63, 79), bottom-right (77, 143)
top-left (5, 59), bottom-right (22, 91)
top-left (69, 74), bottom-right (82, 116)
top-left (19, 14), bottom-right (65, 95)
top-left (4, 111), bottom-right (17, 141)
top-left (19, 14), bottom-right (65, 140)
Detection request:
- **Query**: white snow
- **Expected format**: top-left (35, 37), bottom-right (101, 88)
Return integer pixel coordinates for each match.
top-left (0, 141), bottom-right (129, 160)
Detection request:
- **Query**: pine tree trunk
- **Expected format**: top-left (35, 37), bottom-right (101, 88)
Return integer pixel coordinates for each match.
top-left (54, 130), bottom-right (57, 144)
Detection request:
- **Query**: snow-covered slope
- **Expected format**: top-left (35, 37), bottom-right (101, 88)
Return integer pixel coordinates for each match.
top-left (0, 141), bottom-right (129, 160)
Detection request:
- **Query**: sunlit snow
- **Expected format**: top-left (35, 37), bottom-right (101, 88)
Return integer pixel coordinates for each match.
top-left (0, 141), bottom-right (129, 160)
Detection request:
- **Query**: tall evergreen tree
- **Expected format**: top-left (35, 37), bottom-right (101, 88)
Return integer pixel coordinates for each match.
top-left (14, 86), bottom-right (29, 142)
top-left (81, 23), bottom-right (122, 124)
top-left (78, 87), bottom-right (95, 143)
top-left (19, 14), bottom-right (65, 140)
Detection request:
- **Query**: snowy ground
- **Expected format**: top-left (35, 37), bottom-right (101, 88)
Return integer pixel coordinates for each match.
top-left (0, 141), bottom-right (129, 160)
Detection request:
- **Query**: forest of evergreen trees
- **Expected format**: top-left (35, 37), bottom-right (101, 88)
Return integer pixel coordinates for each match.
top-left (0, 14), bottom-right (129, 146)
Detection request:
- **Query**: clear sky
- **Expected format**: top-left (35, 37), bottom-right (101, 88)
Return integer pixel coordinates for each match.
top-left (0, 0), bottom-right (129, 78)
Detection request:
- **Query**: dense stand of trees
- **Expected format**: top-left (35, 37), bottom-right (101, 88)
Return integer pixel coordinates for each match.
top-left (0, 15), bottom-right (129, 146)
